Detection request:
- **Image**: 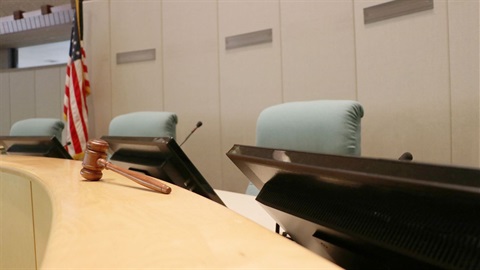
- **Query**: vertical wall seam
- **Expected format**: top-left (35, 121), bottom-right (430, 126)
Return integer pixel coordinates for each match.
top-left (60, 68), bottom-right (63, 119)
top-left (33, 71), bottom-right (37, 117)
top-left (8, 72), bottom-right (12, 129)
top-left (108, 0), bottom-right (113, 119)
top-left (446, 1), bottom-right (453, 164)
top-left (278, 0), bottom-right (285, 103)
top-left (216, 0), bottom-right (225, 189)
top-left (160, 0), bottom-right (165, 110)
top-left (352, 0), bottom-right (359, 101)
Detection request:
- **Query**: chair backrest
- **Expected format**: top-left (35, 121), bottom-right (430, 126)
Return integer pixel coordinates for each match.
top-left (256, 100), bottom-right (364, 156)
top-left (10, 118), bottom-right (65, 141)
top-left (108, 111), bottom-right (178, 139)
top-left (246, 100), bottom-right (364, 195)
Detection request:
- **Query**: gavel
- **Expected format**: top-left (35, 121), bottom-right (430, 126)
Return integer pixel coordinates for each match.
top-left (80, 139), bottom-right (171, 194)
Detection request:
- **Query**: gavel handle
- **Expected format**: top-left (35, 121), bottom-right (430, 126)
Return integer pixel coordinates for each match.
top-left (97, 158), bottom-right (171, 194)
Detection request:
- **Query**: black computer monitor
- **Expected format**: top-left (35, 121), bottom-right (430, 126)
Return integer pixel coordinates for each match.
top-left (101, 136), bottom-right (225, 206)
top-left (0, 136), bottom-right (72, 159)
top-left (227, 144), bottom-right (480, 270)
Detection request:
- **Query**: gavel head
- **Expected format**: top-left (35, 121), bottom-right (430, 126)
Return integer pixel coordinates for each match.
top-left (80, 139), bottom-right (109, 181)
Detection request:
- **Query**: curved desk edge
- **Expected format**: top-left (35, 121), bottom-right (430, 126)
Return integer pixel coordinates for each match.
top-left (0, 155), bottom-right (341, 269)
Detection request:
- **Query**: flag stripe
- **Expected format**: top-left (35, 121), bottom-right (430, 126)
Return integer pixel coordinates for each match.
top-left (63, 2), bottom-right (90, 160)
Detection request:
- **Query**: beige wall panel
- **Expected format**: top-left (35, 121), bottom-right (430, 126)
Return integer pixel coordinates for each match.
top-left (355, 1), bottom-right (451, 164)
top-left (162, 1), bottom-right (223, 188)
top-left (111, 63), bottom-right (164, 116)
top-left (58, 66), bottom-right (68, 143)
top-left (448, 0), bottom-right (479, 167)
top-left (219, 1), bottom-right (283, 192)
top-left (9, 70), bottom-right (35, 123)
top-left (0, 172), bottom-right (36, 268)
top-left (0, 50), bottom-right (10, 69)
top-left (280, 1), bottom-right (357, 101)
top-left (35, 66), bottom-right (63, 118)
top-left (84, 0), bottom-right (111, 138)
top-left (0, 73), bottom-right (10, 135)
top-left (58, 66), bottom-right (66, 108)
top-left (110, 1), bottom-right (164, 117)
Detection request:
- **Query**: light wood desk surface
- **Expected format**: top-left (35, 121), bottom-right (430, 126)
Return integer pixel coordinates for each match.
top-left (0, 155), bottom-right (341, 269)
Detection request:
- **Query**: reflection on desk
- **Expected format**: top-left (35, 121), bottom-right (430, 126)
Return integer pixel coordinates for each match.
top-left (0, 155), bottom-right (341, 269)
top-left (216, 189), bottom-right (277, 231)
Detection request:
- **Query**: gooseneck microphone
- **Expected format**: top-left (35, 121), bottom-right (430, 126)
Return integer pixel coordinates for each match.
top-left (179, 121), bottom-right (203, 147)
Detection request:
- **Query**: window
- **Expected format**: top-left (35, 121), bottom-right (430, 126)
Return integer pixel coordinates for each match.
top-left (17, 40), bottom-right (69, 68)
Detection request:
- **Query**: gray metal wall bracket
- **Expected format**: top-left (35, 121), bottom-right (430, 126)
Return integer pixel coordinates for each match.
top-left (116, 48), bottom-right (156, 65)
top-left (226, 29), bottom-right (272, 50)
top-left (364, 0), bottom-right (434, 24)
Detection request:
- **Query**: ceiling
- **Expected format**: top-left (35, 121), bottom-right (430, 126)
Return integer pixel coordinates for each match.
top-left (0, 0), bottom-right (71, 17)
top-left (0, 0), bottom-right (73, 49)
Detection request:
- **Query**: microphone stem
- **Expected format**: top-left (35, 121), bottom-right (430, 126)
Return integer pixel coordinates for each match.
top-left (179, 128), bottom-right (196, 147)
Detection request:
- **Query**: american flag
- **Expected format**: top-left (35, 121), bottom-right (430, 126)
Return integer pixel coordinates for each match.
top-left (63, 6), bottom-right (90, 160)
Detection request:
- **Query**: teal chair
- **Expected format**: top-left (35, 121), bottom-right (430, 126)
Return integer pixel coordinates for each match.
top-left (246, 100), bottom-right (364, 195)
top-left (9, 118), bottom-right (65, 142)
top-left (108, 111), bottom-right (178, 139)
